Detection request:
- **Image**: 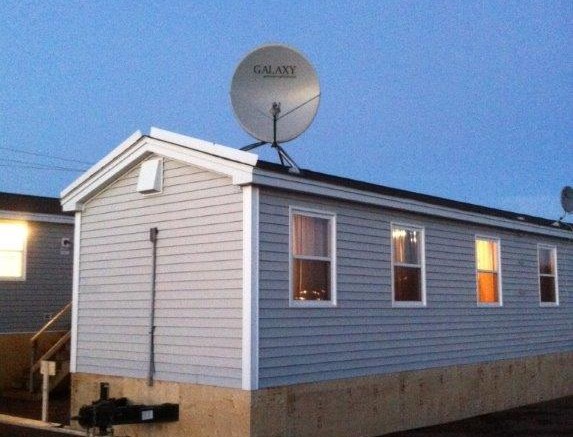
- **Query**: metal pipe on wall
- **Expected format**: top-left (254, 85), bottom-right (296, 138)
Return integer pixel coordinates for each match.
top-left (148, 227), bottom-right (159, 386)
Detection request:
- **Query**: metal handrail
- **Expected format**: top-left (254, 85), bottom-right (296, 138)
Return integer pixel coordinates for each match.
top-left (31, 332), bottom-right (72, 373)
top-left (30, 302), bottom-right (72, 344)
top-left (29, 302), bottom-right (72, 393)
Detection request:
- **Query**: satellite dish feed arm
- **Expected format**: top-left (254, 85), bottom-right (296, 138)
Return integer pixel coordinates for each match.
top-left (277, 93), bottom-right (321, 120)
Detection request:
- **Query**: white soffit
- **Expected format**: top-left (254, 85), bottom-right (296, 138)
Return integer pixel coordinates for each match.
top-left (149, 127), bottom-right (258, 166)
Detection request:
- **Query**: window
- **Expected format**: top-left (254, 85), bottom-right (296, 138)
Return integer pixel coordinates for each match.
top-left (392, 224), bottom-right (425, 305)
top-left (538, 245), bottom-right (558, 305)
top-left (0, 221), bottom-right (28, 280)
top-left (475, 237), bottom-right (501, 305)
top-left (290, 208), bottom-right (336, 305)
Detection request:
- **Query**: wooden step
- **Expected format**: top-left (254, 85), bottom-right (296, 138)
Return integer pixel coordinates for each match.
top-left (50, 361), bottom-right (70, 392)
top-left (2, 388), bottom-right (42, 401)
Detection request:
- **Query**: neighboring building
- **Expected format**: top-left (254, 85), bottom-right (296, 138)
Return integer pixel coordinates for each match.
top-left (0, 192), bottom-right (74, 394)
top-left (62, 128), bottom-right (572, 437)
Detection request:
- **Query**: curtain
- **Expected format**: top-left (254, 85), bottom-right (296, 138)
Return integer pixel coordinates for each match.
top-left (476, 239), bottom-right (497, 271)
top-left (292, 215), bottom-right (329, 257)
top-left (538, 248), bottom-right (554, 275)
top-left (392, 228), bottom-right (419, 264)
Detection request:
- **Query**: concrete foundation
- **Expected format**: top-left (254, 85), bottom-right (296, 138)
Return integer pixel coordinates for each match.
top-left (71, 351), bottom-right (572, 437)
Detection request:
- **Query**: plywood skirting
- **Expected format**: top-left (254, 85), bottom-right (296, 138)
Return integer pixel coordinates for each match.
top-left (71, 351), bottom-right (573, 437)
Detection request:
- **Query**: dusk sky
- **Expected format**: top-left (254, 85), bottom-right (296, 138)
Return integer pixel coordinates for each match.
top-left (1, 1), bottom-right (571, 220)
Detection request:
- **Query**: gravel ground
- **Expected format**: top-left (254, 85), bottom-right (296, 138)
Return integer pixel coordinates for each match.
top-left (386, 396), bottom-right (573, 436)
top-left (0, 395), bottom-right (571, 436)
top-left (0, 392), bottom-right (70, 425)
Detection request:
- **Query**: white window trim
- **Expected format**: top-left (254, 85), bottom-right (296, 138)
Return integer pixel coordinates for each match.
top-left (537, 244), bottom-right (559, 307)
top-left (289, 206), bottom-right (337, 308)
top-left (475, 235), bottom-right (503, 307)
top-left (391, 223), bottom-right (426, 307)
top-left (0, 220), bottom-right (27, 281)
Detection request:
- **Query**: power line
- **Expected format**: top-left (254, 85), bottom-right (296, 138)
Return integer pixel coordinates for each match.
top-left (0, 145), bottom-right (94, 165)
top-left (0, 164), bottom-right (84, 173)
top-left (0, 158), bottom-right (87, 172)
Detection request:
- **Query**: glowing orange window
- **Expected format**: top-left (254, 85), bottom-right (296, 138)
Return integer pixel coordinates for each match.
top-left (476, 237), bottom-right (500, 304)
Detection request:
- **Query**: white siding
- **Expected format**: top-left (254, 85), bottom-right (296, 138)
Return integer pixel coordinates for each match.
top-left (258, 189), bottom-right (573, 387)
top-left (77, 157), bottom-right (243, 388)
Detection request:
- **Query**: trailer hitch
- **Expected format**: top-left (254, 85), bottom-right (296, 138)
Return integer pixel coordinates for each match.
top-left (71, 382), bottom-right (179, 436)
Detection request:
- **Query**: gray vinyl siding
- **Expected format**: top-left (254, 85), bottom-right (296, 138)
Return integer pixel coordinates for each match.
top-left (258, 189), bottom-right (573, 387)
top-left (77, 157), bottom-right (243, 388)
top-left (0, 220), bottom-right (73, 333)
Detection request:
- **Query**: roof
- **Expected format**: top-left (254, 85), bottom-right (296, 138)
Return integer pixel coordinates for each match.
top-left (0, 192), bottom-right (74, 224)
top-left (61, 128), bottom-right (572, 239)
top-left (0, 192), bottom-right (71, 215)
top-left (255, 161), bottom-right (567, 230)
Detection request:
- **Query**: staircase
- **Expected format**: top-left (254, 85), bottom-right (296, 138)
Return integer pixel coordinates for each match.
top-left (4, 303), bottom-right (72, 400)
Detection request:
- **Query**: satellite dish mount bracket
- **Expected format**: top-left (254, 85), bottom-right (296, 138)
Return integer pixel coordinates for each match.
top-left (240, 101), bottom-right (301, 174)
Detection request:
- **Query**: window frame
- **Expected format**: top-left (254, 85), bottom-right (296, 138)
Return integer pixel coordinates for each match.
top-left (475, 235), bottom-right (503, 306)
top-left (289, 206), bottom-right (337, 308)
top-left (0, 220), bottom-right (28, 281)
top-left (391, 223), bottom-right (426, 307)
top-left (537, 244), bottom-right (559, 307)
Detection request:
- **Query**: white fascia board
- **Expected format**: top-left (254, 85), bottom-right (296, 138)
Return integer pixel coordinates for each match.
top-left (61, 139), bottom-right (150, 211)
top-left (149, 127), bottom-right (258, 167)
top-left (61, 130), bottom-right (143, 199)
top-left (61, 136), bottom-right (257, 212)
top-left (0, 211), bottom-right (74, 224)
top-left (250, 169), bottom-right (573, 240)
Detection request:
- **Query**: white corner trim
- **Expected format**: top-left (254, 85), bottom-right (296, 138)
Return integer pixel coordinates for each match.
top-left (0, 211), bottom-right (74, 224)
top-left (149, 127), bottom-right (259, 166)
top-left (70, 211), bottom-right (81, 373)
top-left (242, 186), bottom-right (259, 390)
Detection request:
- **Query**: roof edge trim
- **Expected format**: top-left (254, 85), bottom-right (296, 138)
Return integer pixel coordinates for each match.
top-left (61, 130), bottom-right (143, 199)
top-left (0, 210), bottom-right (75, 224)
top-left (149, 127), bottom-right (258, 166)
top-left (251, 168), bottom-right (572, 240)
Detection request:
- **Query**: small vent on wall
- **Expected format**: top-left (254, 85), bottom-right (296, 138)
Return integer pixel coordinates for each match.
top-left (137, 159), bottom-right (163, 194)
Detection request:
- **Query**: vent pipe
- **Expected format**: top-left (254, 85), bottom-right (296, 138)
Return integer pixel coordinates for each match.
top-left (148, 227), bottom-right (159, 386)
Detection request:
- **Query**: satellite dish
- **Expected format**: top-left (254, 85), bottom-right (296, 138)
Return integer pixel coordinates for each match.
top-left (230, 44), bottom-right (320, 172)
top-left (561, 186), bottom-right (573, 213)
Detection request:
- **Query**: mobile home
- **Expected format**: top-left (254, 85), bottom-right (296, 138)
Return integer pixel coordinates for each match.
top-left (61, 128), bottom-right (572, 436)
top-left (0, 192), bottom-right (74, 394)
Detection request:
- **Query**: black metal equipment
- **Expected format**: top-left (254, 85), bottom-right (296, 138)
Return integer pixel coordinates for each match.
top-left (72, 383), bottom-right (179, 436)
